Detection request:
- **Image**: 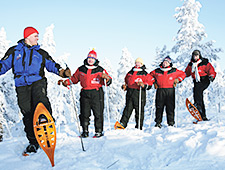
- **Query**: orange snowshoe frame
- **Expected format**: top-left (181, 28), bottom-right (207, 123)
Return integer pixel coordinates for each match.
top-left (186, 98), bottom-right (202, 121)
top-left (33, 103), bottom-right (56, 167)
top-left (114, 121), bottom-right (125, 130)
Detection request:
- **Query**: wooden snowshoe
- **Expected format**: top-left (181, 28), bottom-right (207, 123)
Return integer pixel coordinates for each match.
top-left (33, 103), bottom-right (56, 167)
top-left (114, 121), bottom-right (125, 130)
top-left (186, 98), bottom-right (202, 122)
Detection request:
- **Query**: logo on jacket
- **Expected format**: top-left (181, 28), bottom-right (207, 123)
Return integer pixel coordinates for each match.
top-left (169, 77), bottom-right (173, 80)
top-left (16, 54), bottom-right (22, 60)
top-left (91, 78), bottom-right (100, 84)
top-left (135, 78), bottom-right (143, 83)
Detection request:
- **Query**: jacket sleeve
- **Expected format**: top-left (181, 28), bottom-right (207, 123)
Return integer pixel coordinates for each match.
top-left (185, 63), bottom-right (192, 77)
top-left (70, 68), bottom-right (80, 84)
top-left (0, 47), bottom-right (14, 75)
top-left (39, 49), bottom-right (61, 74)
top-left (206, 62), bottom-right (216, 78)
top-left (176, 69), bottom-right (186, 82)
top-left (103, 69), bottom-right (112, 86)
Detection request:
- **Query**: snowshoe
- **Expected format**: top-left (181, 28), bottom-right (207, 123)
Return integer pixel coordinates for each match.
top-left (22, 143), bottom-right (39, 156)
top-left (93, 132), bottom-right (104, 138)
top-left (114, 121), bottom-right (125, 130)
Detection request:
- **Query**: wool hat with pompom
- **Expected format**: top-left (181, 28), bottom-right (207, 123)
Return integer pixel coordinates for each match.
top-left (24, 27), bottom-right (39, 39)
top-left (87, 48), bottom-right (97, 59)
top-left (163, 56), bottom-right (172, 63)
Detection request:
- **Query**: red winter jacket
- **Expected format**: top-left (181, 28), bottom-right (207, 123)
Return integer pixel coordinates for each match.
top-left (67, 60), bottom-right (112, 90)
top-left (185, 58), bottom-right (216, 80)
top-left (125, 65), bottom-right (154, 89)
top-left (150, 67), bottom-right (186, 88)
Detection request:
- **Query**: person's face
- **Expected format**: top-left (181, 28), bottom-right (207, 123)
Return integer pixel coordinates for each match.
top-left (87, 57), bottom-right (96, 65)
top-left (162, 60), bottom-right (170, 68)
top-left (135, 62), bottom-right (143, 67)
top-left (26, 33), bottom-right (39, 46)
top-left (193, 55), bottom-right (200, 62)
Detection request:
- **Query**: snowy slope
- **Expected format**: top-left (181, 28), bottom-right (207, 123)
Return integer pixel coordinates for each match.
top-left (1, 107), bottom-right (225, 170)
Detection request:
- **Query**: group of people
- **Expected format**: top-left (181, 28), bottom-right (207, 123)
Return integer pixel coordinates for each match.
top-left (0, 27), bottom-right (216, 154)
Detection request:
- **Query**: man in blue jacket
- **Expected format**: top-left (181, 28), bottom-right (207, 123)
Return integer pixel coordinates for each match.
top-left (0, 27), bottom-right (71, 153)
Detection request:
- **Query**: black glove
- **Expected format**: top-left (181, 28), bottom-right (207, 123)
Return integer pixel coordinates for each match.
top-left (208, 76), bottom-right (215, 82)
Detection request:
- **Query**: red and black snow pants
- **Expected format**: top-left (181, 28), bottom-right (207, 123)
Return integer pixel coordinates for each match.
top-left (155, 88), bottom-right (175, 125)
top-left (16, 78), bottom-right (52, 144)
top-left (79, 87), bottom-right (104, 133)
top-left (193, 78), bottom-right (210, 120)
top-left (120, 88), bottom-right (146, 129)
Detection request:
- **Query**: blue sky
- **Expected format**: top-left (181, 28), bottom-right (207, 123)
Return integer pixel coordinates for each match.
top-left (0, 0), bottom-right (224, 72)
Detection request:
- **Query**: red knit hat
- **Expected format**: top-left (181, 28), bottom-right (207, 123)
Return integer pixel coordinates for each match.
top-left (24, 27), bottom-right (39, 39)
top-left (87, 49), bottom-right (97, 59)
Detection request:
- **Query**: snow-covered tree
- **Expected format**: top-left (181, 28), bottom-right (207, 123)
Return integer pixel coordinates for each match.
top-left (0, 27), bottom-right (11, 58)
top-left (100, 58), bottom-right (120, 120)
top-left (116, 48), bottom-right (134, 118)
top-left (172, 0), bottom-right (224, 114)
top-left (41, 24), bottom-right (56, 57)
top-left (151, 45), bottom-right (170, 70)
top-left (0, 27), bottom-right (20, 138)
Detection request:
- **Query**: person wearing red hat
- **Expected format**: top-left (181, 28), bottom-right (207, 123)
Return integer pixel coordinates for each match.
top-left (0, 27), bottom-right (71, 153)
top-left (150, 56), bottom-right (186, 128)
top-left (185, 50), bottom-right (216, 121)
top-left (58, 49), bottom-right (112, 138)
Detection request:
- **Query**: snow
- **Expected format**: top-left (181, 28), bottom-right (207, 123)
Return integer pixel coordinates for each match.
top-left (1, 108), bottom-right (225, 170)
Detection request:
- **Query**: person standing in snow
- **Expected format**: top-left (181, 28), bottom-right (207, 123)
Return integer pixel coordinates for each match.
top-left (185, 50), bottom-right (216, 121)
top-left (150, 56), bottom-right (186, 128)
top-left (0, 27), bottom-right (71, 153)
top-left (58, 49), bottom-right (112, 138)
top-left (114, 58), bottom-right (153, 130)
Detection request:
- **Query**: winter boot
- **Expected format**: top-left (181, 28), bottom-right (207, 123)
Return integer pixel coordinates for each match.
top-left (80, 130), bottom-right (89, 138)
top-left (93, 132), bottom-right (104, 138)
top-left (155, 123), bottom-right (162, 128)
top-left (25, 143), bottom-right (39, 153)
top-left (114, 121), bottom-right (125, 130)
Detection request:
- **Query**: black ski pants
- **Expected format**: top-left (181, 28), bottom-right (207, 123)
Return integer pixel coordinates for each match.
top-left (16, 78), bottom-right (52, 144)
top-left (155, 88), bottom-right (175, 125)
top-left (120, 88), bottom-right (146, 129)
top-left (193, 78), bottom-right (210, 119)
top-left (79, 88), bottom-right (104, 133)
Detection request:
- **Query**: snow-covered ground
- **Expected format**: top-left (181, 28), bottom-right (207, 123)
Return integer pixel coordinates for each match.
top-left (1, 107), bottom-right (225, 170)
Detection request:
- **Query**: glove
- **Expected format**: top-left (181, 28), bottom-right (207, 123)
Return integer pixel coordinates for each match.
top-left (137, 81), bottom-right (145, 88)
top-left (208, 76), bottom-right (215, 82)
top-left (102, 73), bottom-right (110, 82)
top-left (121, 84), bottom-right (127, 91)
top-left (173, 78), bottom-right (180, 87)
top-left (59, 67), bottom-right (71, 78)
top-left (58, 79), bottom-right (69, 87)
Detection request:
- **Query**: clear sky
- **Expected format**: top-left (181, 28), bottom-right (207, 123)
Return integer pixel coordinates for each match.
top-left (0, 0), bottom-right (224, 72)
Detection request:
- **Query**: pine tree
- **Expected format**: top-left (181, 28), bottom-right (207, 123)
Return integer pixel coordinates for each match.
top-left (0, 27), bottom-right (20, 138)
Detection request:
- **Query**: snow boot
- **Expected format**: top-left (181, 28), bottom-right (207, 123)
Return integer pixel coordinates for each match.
top-left (25, 143), bottom-right (40, 153)
top-left (114, 121), bottom-right (125, 130)
top-left (93, 132), bottom-right (104, 138)
top-left (80, 131), bottom-right (89, 138)
top-left (155, 123), bottom-right (162, 128)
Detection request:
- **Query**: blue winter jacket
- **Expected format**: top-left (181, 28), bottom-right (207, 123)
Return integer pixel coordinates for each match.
top-left (0, 39), bottom-right (61, 87)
